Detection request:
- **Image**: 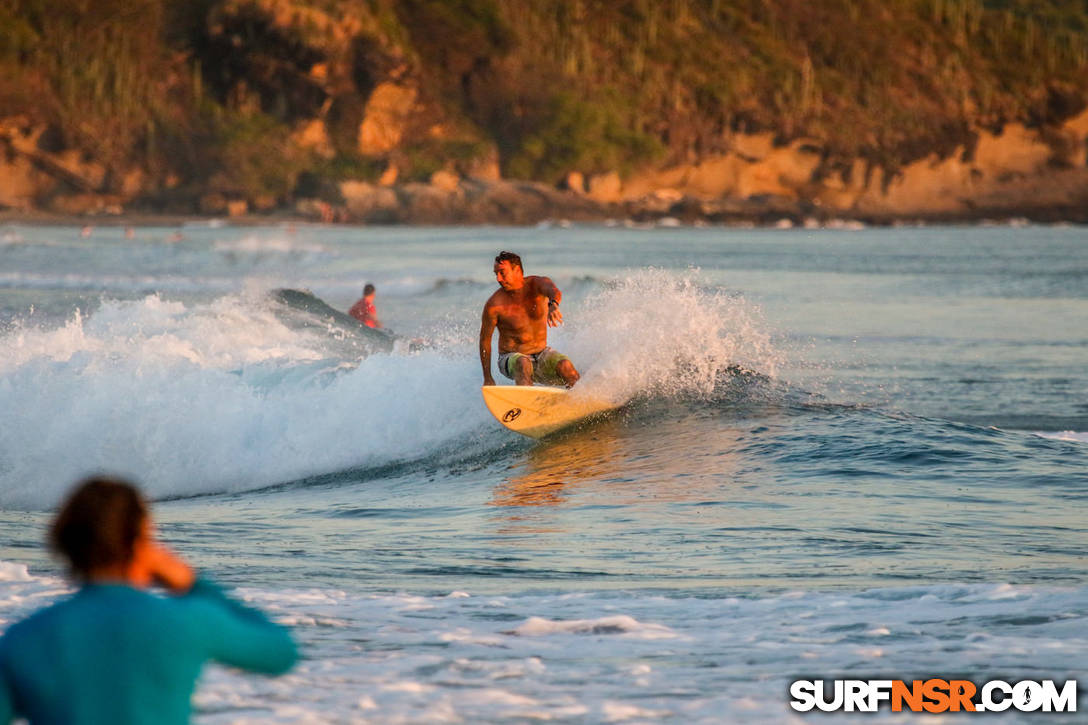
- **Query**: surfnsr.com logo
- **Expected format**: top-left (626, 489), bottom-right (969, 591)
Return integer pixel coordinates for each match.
top-left (790, 679), bottom-right (1078, 713)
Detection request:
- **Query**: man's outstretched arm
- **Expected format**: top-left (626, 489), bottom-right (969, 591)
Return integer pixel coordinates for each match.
top-left (479, 306), bottom-right (497, 385)
top-left (535, 276), bottom-right (563, 327)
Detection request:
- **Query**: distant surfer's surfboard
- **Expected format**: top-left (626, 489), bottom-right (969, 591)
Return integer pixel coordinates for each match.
top-left (270, 288), bottom-right (396, 350)
top-left (481, 385), bottom-right (618, 439)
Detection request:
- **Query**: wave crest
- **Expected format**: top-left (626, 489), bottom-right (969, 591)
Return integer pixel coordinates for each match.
top-left (564, 269), bottom-right (780, 402)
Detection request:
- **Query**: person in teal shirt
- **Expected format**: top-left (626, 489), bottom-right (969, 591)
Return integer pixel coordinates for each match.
top-left (0, 477), bottom-right (298, 724)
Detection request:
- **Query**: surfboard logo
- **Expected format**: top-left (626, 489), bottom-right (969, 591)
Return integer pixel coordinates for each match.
top-left (502, 408), bottom-right (522, 422)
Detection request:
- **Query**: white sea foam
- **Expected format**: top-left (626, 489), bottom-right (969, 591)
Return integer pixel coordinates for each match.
top-left (564, 269), bottom-right (780, 402)
top-left (213, 234), bottom-right (330, 256)
top-left (602, 701), bottom-right (671, 721)
top-left (0, 564), bottom-right (66, 627)
top-left (2, 570), bottom-right (1080, 724)
top-left (0, 230), bottom-right (24, 245)
top-left (1034, 430), bottom-right (1088, 443)
top-left (0, 271), bottom-right (239, 295)
top-left (513, 614), bottom-right (679, 639)
top-left (0, 563), bottom-right (31, 582)
top-left (0, 293), bottom-right (491, 508)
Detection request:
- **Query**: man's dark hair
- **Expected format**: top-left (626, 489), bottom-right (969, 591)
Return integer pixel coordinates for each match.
top-left (363, 283), bottom-right (375, 296)
top-left (495, 251), bottom-right (522, 270)
top-left (50, 476), bottom-right (148, 580)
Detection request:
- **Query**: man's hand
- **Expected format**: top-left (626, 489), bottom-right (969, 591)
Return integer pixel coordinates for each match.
top-left (547, 301), bottom-right (563, 327)
top-left (483, 375), bottom-right (496, 386)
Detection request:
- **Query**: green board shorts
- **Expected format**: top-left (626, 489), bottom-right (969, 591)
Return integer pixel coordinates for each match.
top-left (497, 347), bottom-right (571, 385)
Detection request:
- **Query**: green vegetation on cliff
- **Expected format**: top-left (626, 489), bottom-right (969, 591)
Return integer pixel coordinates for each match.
top-left (2, 0), bottom-right (1087, 209)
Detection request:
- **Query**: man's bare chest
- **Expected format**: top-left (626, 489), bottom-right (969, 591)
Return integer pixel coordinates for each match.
top-left (495, 297), bottom-right (546, 327)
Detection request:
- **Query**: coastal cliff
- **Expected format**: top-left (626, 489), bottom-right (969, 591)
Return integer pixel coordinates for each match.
top-left (2, 0), bottom-right (1087, 224)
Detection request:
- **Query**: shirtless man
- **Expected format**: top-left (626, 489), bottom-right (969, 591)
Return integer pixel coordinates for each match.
top-left (480, 251), bottom-right (580, 388)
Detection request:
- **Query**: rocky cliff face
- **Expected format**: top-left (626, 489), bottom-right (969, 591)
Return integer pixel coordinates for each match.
top-left (8, 110), bottom-right (1085, 225)
top-left (576, 109), bottom-right (1088, 222)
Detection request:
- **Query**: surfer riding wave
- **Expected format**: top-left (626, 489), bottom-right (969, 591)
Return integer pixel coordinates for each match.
top-left (480, 251), bottom-right (580, 388)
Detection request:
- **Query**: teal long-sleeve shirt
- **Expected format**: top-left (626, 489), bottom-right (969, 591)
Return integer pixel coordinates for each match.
top-left (0, 578), bottom-right (297, 724)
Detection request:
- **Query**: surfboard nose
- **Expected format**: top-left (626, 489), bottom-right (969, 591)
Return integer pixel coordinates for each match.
top-left (481, 385), bottom-right (617, 439)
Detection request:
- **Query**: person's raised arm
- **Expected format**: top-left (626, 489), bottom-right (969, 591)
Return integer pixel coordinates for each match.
top-left (535, 276), bottom-right (563, 327)
top-left (186, 577), bottom-right (298, 675)
top-left (142, 535), bottom-right (295, 675)
top-left (480, 305), bottom-right (498, 385)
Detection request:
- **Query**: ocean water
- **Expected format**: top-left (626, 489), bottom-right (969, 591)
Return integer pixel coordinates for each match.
top-left (0, 221), bottom-right (1085, 722)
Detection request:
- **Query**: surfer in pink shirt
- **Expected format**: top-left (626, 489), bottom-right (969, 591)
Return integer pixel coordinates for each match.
top-left (349, 284), bottom-right (382, 328)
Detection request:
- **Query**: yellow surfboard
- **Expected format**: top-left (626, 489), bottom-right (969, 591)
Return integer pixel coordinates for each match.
top-left (481, 385), bottom-right (619, 439)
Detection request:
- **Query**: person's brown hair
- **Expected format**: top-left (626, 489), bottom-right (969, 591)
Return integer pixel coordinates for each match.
top-left (494, 251), bottom-right (522, 270)
top-left (49, 476), bottom-right (148, 580)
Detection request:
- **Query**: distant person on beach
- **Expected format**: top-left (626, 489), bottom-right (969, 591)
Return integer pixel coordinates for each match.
top-left (349, 283), bottom-right (382, 328)
top-left (480, 250), bottom-right (579, 388)
top-left (0, 476), bottom-right (297, 724)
